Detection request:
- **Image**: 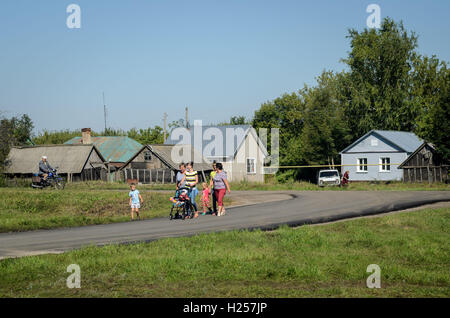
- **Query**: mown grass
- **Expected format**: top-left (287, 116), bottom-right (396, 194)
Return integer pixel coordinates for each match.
top-left (4, 179), bottom-right (449, 191)
top-left (0, 187), bottom-right (230, 233)
top-left (229, 180), bottom-right (450, 191)
top-left (57, 180), bottom-right (450, 191)
top-left (0, 207), bottom-right (448, 297)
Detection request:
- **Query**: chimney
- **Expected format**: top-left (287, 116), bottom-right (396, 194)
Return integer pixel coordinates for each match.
top-left (81, 128), bottom-right (92, 144)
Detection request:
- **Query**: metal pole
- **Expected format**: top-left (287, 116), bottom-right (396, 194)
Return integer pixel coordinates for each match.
top-left (103, 92), bottom-right (107, 132)
top-left (163, 112), bottom-right (167, 142)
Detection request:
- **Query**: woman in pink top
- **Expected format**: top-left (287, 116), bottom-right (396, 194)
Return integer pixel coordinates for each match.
top-left (209, 162), bottom-right (231, 216)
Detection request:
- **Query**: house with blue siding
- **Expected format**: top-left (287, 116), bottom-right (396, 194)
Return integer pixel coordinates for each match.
top-left (340, 130), bottom-right (423, 181)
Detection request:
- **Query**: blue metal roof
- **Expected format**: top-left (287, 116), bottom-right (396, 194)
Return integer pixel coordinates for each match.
top-left (340, 130), bottom-right (423, 154)
top-left (165, 125), bottom-right (251, 158)
top-left (65, 136), bottom-right (143, 163)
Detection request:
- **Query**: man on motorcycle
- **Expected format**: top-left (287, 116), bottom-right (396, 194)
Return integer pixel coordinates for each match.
top-left (38, 156), bottom-right (53, 181)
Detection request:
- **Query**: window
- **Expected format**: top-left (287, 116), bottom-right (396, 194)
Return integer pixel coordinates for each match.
top-left (357, 158), bottom-right (368, 172)
top-left (380, 157), bottom-right (390, 172)
top-left (319, 171), bottom-right (339, 178)
top-left (371, 138), bottom-right (378, 146)
top-left (144, 151), bottom-right (152, 162)
top-left (246, 158), bottom-right (256, 174)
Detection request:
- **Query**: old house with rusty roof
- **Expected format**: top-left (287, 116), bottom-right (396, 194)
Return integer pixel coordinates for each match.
top-left (4, 144), bottom-right (106, 181)
top-left (64, 128), bottom-right (142, 168)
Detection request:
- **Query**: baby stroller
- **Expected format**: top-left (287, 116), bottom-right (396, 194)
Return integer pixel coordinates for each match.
top-left (169, 187), bottom-right (194, 220)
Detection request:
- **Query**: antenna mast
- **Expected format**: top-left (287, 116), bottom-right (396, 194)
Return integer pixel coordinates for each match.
top-left (103, 92), bottom-right (107, 132)
top-left (163, 112), bottom-right (167, 142)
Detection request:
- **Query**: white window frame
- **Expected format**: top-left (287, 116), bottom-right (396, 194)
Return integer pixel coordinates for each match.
top-left (357, 158), bottom-right (368, 173)
top-left (379, 157), bottom-right (391, 172)
top-left (246, 157), bottom-right (256, 174)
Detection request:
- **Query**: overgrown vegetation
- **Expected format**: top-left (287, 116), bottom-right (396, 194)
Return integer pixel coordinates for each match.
top-left (1, 206), bottom-right (448, 297)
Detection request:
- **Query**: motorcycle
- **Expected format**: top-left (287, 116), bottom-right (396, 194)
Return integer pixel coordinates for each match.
top-left (31, 168), bottom-right (65, 190)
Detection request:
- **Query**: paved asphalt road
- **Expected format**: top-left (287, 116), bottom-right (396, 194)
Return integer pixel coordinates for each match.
top-left (0, 191), bottom-right (449, 259)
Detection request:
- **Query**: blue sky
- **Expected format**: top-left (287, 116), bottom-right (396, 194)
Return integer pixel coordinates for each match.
top-left (0, 0), bottom-right (449, 133)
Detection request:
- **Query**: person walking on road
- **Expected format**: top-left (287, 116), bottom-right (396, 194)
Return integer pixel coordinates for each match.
top-left (210, 162), bottom-right (230, 216)
top-left (181, 162), bottom-right (199, 218)
top-left (129, 183), bottom-right (144, 221)
top-left (210, 161), bottom-right (218, 215)
top-left (176, 163), bottom-right (186, 189)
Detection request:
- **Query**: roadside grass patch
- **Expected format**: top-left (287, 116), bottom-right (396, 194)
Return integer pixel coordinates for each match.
top-left (0, 187), bottom-right (231, 232)
top-left (230, 180), bottom-right (450, 191)
top-left (0, 189), bottom-right (170, 232)
top-left (5, 180), bottom-right (448, 191)
top-left (0, 207), bottom-right (448, 297)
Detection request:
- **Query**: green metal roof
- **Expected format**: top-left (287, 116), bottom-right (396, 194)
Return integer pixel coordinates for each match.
top-left (65, 136), bottom-right (142, 163)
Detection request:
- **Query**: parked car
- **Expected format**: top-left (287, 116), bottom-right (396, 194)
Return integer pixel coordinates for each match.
top-left (317, 169), bottom-right (341, 187)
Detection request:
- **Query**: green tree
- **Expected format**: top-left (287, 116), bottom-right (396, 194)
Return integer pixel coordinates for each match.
top-left (412, 56), bottom-right (450, 159)
top-left (0, 114), bottom-right (34, 171)
top-left (299, 72), bottom-right (351, 166)
top-left (168, 119), bottom-right (185, 132)
top-left (229, 116), bottom-right (247, 125)
top-left (33, 129), bottom-right (92, 145)
top-left (252, 92), bottom-right (306, 166)
top-left (128, 126), bottom-right (164, 145)
top-left (341, 18), bottom-right (419, 139)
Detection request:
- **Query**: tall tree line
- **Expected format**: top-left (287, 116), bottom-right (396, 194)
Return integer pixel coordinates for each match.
top-left (252, 18), bottom-right (449, 180)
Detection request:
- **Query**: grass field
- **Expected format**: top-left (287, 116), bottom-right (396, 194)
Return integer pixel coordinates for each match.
top-left (229, 180), bottom-right (450, 191)
top-left (65, 180), bottom-right (450, 191)
top-left (0, 187), bottom-right (230, 233)
top-left (0, 206), bottom-right (448, 297)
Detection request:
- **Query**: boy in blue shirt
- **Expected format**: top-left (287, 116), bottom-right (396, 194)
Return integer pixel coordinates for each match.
top-left (129, 183), bottom-right (144, 220)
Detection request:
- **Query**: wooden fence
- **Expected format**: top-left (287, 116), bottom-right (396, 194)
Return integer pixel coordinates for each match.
top-left (402, 165), bottom-right (449, 183)
top-left (76, 167), bottom-right (105, 182)
top-left (122, 168), bottom-right (175, 184)
top-left (120, 168), bottom-right (209, 184)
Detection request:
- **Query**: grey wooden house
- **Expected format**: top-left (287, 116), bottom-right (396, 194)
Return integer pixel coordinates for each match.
top-left (398, 142), bottom-right (449, 183)
top-left (340, 130), bottom-right (423, 181)
top-left (4, 144), bottom-right (106, 182)
top-left (119, 144), bottom-right (212, 184)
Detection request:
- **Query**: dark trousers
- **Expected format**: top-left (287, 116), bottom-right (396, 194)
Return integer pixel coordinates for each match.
top-left (212, 188), bottom-right (217, 213)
